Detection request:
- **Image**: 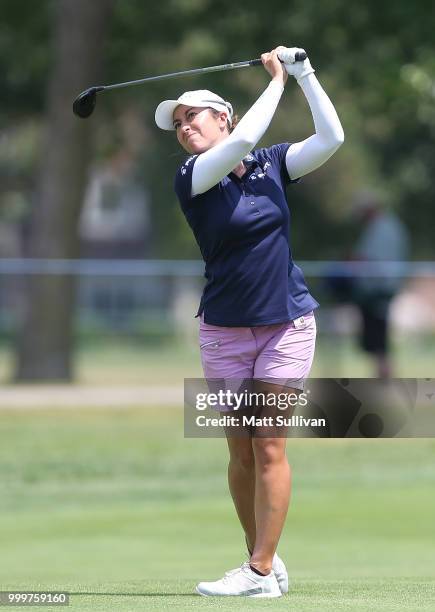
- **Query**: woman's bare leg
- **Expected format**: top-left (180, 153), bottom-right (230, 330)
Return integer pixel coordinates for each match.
top-left (224, 432), bottom-right (256, 553)
top-left (249, 381), bottom-right (293, 575)
top-left (250, 435), bottom-right (291, 574)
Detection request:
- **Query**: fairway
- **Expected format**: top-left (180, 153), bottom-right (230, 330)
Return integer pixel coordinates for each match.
top-left (1, 407), bottom-right (434, 611)
top-left (2, 332), bottom-right (435, 386)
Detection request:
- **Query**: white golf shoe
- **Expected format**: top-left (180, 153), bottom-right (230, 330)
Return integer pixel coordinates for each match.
top-left (225, 554), bottom-right (289, 594)
top-left (195, 564), bottom-right (281, 598)
top-left (272, 553), bottom-right (289, 594)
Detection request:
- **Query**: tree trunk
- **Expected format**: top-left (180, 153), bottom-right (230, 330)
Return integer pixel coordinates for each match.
top-left (15, 0), bottom-right (113, 381)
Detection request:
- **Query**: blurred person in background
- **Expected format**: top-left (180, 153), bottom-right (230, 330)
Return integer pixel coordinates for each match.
top-left (351, 190), bottom-right (410, 378)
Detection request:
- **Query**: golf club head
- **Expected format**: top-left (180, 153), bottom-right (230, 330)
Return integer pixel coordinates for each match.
top-left (72, 87), bottom-right (104, 118)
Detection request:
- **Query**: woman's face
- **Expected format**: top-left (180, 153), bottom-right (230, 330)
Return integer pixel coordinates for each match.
top-left (172, 105), bottom-right (229, 154)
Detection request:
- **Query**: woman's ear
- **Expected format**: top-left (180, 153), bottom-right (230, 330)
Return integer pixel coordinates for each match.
top-left (218, 111), bottom-right (229, 131)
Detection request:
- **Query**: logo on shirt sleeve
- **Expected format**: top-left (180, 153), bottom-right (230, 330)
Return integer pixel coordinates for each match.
top-left (180, 155), bottom-right (197, 176)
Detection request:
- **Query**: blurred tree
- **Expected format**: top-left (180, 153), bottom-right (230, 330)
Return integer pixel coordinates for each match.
top-left (0, 0), bottom-right (51, 119)
top-left (104, 0), bottom-right (434, 257)
top-left (0, 0), bottom-right (434, 379)
top-left (2, 0), bottom-right (434, 260)
top-left (15, 0), bottom-right (113, 381)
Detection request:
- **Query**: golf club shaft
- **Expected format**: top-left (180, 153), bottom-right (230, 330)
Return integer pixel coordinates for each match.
top-left (73, 51), bottom-right (308, 118)
top-left (100, 52), bottom-right (306, 92)
top-left (101, 59), bottom-right (263, 92)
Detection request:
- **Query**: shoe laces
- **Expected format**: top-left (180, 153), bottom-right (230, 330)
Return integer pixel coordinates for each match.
top-left (224, 560), bottom-right (250, 577)
top-left (222, 562), bottom-right (251, 584)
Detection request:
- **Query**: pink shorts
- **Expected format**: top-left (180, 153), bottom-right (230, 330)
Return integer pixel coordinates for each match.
top-left (199, 311), bottom-right (316, 391)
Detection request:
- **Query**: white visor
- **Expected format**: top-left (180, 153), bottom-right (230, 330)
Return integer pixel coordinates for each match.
top-left (155, 89), bottom-right (233, 131)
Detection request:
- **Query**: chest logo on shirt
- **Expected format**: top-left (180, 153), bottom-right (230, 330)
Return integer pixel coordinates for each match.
top-left (249, 161), bottom-right (271, 181)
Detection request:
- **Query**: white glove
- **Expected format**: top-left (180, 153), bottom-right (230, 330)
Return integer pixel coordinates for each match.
top-left (277, 47), bottom-right (315, 83)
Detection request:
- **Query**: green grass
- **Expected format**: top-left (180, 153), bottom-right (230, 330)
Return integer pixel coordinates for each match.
top-left (1, 331), bottom-right (435, 385)
top-left (0, 407), bottom-right (434, 610)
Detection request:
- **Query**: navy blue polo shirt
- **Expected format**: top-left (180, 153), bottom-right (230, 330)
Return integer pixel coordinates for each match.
top-left (174, 142), bottom-right (319, 326)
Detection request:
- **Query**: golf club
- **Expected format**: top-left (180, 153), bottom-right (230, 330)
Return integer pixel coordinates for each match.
top-left (72, 52), bottom-right (307, 119)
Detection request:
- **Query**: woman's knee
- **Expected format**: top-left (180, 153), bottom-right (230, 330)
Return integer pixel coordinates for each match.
top-left (227, 439), bottom-right (255, 472)
top-left (252, 437), bottom-right (286, 467)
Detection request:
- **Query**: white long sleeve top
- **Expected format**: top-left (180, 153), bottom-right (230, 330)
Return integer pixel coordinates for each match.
top-left (191, 74), bottom-right (344, 197)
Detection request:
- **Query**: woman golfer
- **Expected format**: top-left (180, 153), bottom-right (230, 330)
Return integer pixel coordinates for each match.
top-left (155, 46), bottom-right (344, 598)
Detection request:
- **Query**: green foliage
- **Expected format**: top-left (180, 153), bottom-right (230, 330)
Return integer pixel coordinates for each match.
top-left (1, 0), bottom-right (434, 256)
top-left (0, 0), bottom-right (53, 119)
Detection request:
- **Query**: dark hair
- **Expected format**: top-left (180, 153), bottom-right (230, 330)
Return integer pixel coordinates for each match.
top-left (209, 108), bottom-right (239, 133)
top-left (229, 115), bottom-right (239, 133)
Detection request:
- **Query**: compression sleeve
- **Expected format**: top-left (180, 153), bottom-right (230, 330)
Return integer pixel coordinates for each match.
top-left (285, 73), bottom-right (344, 180)
top-left (191, 80), bottom-right (284, 196)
